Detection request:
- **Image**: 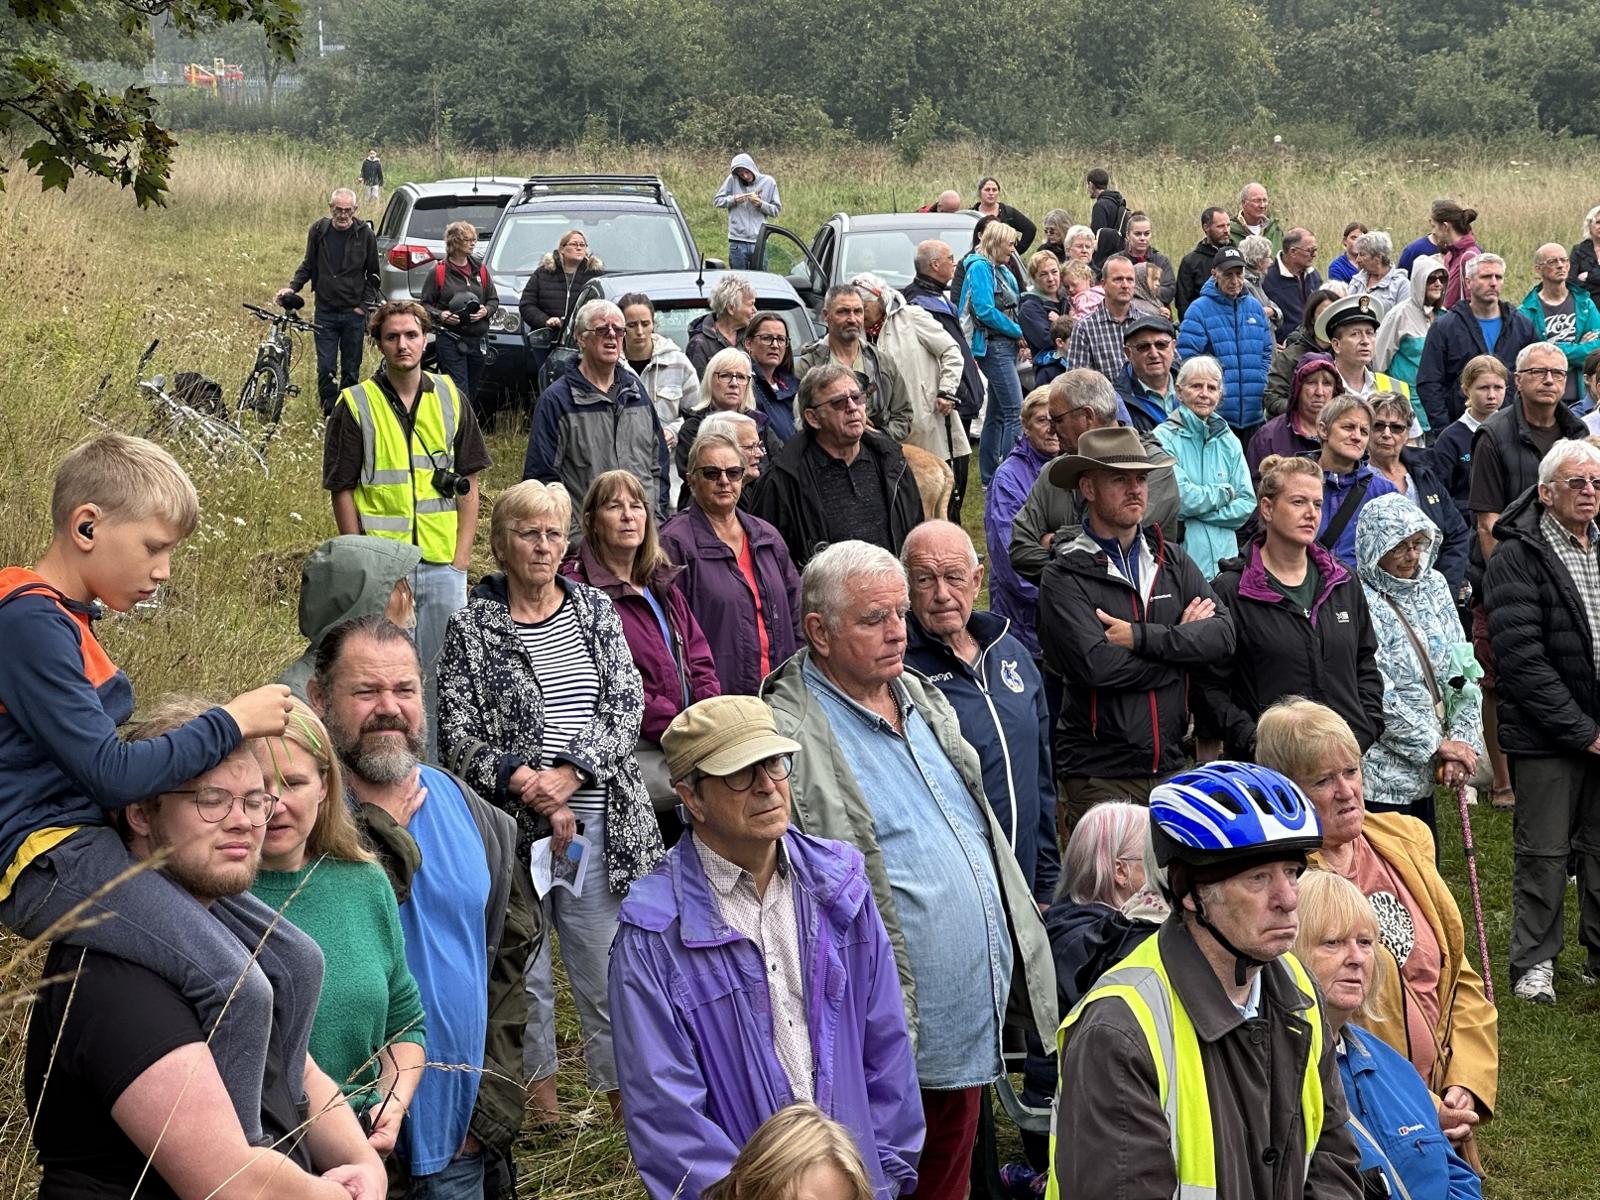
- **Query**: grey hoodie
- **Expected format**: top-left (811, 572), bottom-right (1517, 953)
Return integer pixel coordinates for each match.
top-left (713, 153), bottom-right (781, 245)
top-left (278, 534), bottom-right (421, 699)
top-left (1374, 253), bottom-right (1444, 376)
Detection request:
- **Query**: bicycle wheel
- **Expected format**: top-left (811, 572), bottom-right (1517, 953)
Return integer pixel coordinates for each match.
top-left (237, 364), bottom-right (287, 422)
top-left (165, 409), bottom-right (270, 478)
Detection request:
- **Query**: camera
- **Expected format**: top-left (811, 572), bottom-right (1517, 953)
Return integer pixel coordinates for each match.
top-left (432, 466), bottom-right (472, 497)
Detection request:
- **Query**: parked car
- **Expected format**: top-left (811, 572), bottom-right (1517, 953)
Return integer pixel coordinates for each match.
top-left (374, 177), bottom-right (523, 302)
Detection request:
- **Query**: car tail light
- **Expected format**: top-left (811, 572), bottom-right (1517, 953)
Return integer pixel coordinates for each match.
top-left (387, 243), bottom-right (434, 270)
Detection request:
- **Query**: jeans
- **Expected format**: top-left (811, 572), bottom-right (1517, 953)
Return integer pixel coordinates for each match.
top-left (0, 825), bottom-right (325, 1143)
top-left (314, 308), bottom-right (366, 414)
top-left (435, 333), bottom-right (485, 408)
top-left (728, 240), bottom-right (757, 270)
top-left (977, 336), bottom-right (1023, 485)
top-left (524, 804), bottom-right (623, 1090)
top-left (1508, 753), bottom-right (1600, 977)
top-left (412, 561), bottom-right (468, 761)
top-left (407, 1149), bottom-right (484, 1200)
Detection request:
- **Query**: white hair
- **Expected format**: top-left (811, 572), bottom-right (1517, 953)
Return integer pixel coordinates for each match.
top-left (1237, 235), bottom-right (1273, 269)
top-left (573, 298), bottom-right (623, 336)
top-left (1351, 230), bottom-right (1393, 265)
top-left (1539, 438), bottom-right (1600, 488)
top-left (1585, 205), bottom-right (1600, 239)
top-left (1176, 355), bottom-right (1224, 392)
top-left (1516, 340), bottom-right (1567, 371)
top-left (900, 519), bottom-right (980, 569)
top-left (330, 187), bottom-right (357, 205)
top-left (1464, 253), bottom-right (1506, 281)
top-left (800, 541), bottom-right (906, 639)
top-left (1065, 224), bottom-right (1094, 246)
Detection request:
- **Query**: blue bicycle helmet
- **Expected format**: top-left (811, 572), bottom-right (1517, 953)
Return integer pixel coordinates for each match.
top-left (1149, 761), bottom-right (1322, 870)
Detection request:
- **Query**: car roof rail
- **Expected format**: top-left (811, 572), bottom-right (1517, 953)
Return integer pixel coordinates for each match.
top-left (516, 174), bottom-right (669, 205)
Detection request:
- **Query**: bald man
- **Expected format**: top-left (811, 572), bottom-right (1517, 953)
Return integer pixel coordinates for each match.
top-left (1518, 242), bottom-right (1600, 404)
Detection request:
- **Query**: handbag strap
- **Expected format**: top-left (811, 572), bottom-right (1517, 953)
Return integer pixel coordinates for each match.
top-left (1318, 474), bottom-right (1373, 551)
top-left (1379, 593), bottom-right (1445, 713)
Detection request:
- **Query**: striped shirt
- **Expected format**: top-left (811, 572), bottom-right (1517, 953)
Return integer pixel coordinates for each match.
top-left (515, 596), bottom-right (607, 816)
top-left (1539, 509), bottom-right (1600, 671)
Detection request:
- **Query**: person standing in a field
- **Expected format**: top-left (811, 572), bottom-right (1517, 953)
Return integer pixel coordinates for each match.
top-left (360, 149), bottom-right (384, 201)
top-left (714, 154), bottom-right (781, 271)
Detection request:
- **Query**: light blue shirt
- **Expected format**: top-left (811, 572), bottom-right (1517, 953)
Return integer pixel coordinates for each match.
top-left (398, 767), bottom-right (491, 1175)
top-left (803, 660), bottom-right (1012, 1087)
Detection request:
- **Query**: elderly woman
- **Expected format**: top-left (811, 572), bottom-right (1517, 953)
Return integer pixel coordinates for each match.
top-left (1152, 356), bottom-right (1255, 578)
top-left (1198, 454), bottom-right (1385, 758)
top-left (660, 432), bottom-right (801, 696)
top-left (1569, 203), bottom-right (1600, 307)
top-left (686, 274), bottom-right (757, 374)
top-left (1316, 394), bottom-right (1399, 568)
top-left (1263, 287), bottom-right (1340, 416)
top-left (1020, 251), bottom-right (1067, 383)
top-left (1367, 392), bottom-right (1470, 594)
top-left (250, 699), bottom-right (425, 1148)
top-left (1251, 351), bottom-right (1341, 480)
top-left (518, 228), bottom-right (603, 336)
top-left (698, 409), bottom-right (768, 502)
top-left (960, 220), bottom-right (1027, 484)
top-left (1062, 224), bottom-right (1096, 271)
top-left (562, 469), bottom-right (721, 814)
top-left (984, 387), bottom-right (1057, 659)
top-left (675, 347), bottom-right (781, 509)
top-left (1347, 231), bottom-right (1412, 312)
top-left (1354, 494), bottom-right (1482, 835)
top-left (1238, 233), bottom-right (1284, 334)
top-left (972, 176), bottom-right (1036, 252)
top-left (1293, 872), bottom-right (1484, 1200)
top-left (436, 479), bottom-right (665, 1123)
top-left (745, 310), bottom-right (799, 442)
top-left (1256, 699), bottom-right (1498, 1156)
top-left (419, 220), bottom-right (499, 405)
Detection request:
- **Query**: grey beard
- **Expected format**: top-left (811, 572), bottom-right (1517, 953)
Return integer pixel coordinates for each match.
top-left (327, 710), bottom-right (428, 785)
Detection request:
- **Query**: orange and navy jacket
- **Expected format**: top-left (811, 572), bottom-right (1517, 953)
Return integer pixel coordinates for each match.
top-left (0, 568), bottom-right (241, 886)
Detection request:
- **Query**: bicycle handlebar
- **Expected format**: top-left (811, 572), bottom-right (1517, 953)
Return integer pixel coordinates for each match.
top-left (241, 302), bottom-right (321, 332)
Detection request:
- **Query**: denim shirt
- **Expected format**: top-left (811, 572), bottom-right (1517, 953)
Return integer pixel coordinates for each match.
top-left (803, 659), bottom-right (1011, 1087)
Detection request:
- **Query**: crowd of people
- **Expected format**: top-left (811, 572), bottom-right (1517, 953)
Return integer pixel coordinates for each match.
top-left (13, 160), bottom-right (1600, 1200)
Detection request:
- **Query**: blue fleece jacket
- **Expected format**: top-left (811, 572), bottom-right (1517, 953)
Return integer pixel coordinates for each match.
top-left (0, 569), bottom-right (240, 880)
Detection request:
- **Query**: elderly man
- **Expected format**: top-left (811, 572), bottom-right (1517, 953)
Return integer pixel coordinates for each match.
top-left (1176, 206), bottom-right (1232, 317)
top-left (752, 364), bottom-right (922, 567)
top-left (905, 238), bottom-right (985, 517)
top-left (25, 699), bottom-right (385, 1200)
top-left (903, 521), bottom-right (1058, 902)
top-left (795, 284), bottom-right (910, 442)
top-left (1517, 243), bottom-right (1600, 405)
top-left (278, 187), bottom-right (381, 413)
top-left (1037, 427), bottom-right (1234, 834)
top-left (1485, 438), bottom-right (1600, 1004)
top-left (1177, 246), bottom-right (1275, 439)
top-left (1229, 181), bottom-right (1283, 252)
top-left (1008, 369), bottom-right (1180, 586)
top-left (1417, 253), bottom-right (1537, 431)
top-left (1114, 313), bottom-right (1180, 432)
top-left (523, 297), bottom-right (670, 516)
top-left (1262, 228), bottom-right (1323, 335)
top-left (687, 274), bottom-right (758, 373)
top-left (761, 541), bottom-right (1056, 1200)
top-left (610, 695), bottom-right (923, 1200)
top-left (919, 189), bottom-right (964, 214)
top-left (309, 616), bottom-right (533, 1198)
top-left (1124, 211), bottom-right (1176, 313)
top-left (1067, 253), bottom-right (1141, 381)
top-left (851, 271), bottom-right (965, 469)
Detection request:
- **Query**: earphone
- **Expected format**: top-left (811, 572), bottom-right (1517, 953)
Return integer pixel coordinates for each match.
top-left (78, 521), bottom-right (94, 540)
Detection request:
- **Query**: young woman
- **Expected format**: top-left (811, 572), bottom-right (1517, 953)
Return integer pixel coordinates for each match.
top-left (972, 176), bottom-right (1036, 252)
top-left (958, 220), bottom-right (1026, 484)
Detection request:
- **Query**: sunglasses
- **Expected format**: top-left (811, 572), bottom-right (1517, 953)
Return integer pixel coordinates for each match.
top-left (1371, 421), bottom-right (1409, 435)
top-left (1559, 476), bottom-right (1600, 492)
top-left (584, 324), bottom-right (625, 339)
top-left (812, 390), bottom-right (865, 412)
top-left (694, 466), bottom-right (745, 483)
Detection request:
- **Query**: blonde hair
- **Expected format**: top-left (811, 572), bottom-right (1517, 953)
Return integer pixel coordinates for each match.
top-left (1459, 353), bottom-right (1509, 395)
top-left (580, 470), bottom-right (671, 587)
top-left (1062, 260), bottom-right (1094, 286)
top-left (1255, 454), bottom-right (1323, 501)
top-left (697, 348), bottom-right (757, 414)
top-left (444, 220), bottom-right (479, 257)
top-left (1292, 870), bottom-right (1380, 1019)
top-left (980, 220), bottom-right (1020, 263)
top-left (259, 700), bottom-right (371, 864)
top-left (1255, 697), bottom-right (1362, 791)
top-left (490, 480), bottom-right (572, 567)
top-left (701, 1104), bottom-right (874, 1200)
top-left (687, 431), bottom-right (748, 475)
top-left (1028, 249), bottom-right (1061, 282)
top-left (121, 694), bottom-right (242, 826)
top-left (1021, 385), bottom-right (1052, 426)
top-left (51, 433), bottom-right (199, 537)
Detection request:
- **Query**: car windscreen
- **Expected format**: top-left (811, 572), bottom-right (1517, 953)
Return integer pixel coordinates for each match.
top-left (650, 303), bottom-right (812, 354)
top-left (839, 226), bottom-right (975, 288)
top-left (488, 211), bottom-right (696, 276)
top-left (405, 195), bottom-right (513, 242)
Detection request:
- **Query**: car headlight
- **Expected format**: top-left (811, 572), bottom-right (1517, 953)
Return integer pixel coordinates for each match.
top-left (489, 308), bottom-right (521, 334)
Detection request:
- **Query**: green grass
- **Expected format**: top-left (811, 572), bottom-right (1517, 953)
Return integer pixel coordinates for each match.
top-left (3, 132), bottom-right (1600, 1198)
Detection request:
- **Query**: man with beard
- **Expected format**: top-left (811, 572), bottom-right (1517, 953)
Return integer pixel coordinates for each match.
top-left (309, 615), bottom-right (535, 1200)
top-left (25, 697), bottom-right (385, 1200)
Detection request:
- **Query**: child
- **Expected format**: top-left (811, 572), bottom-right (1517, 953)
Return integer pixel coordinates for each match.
top-left (702, 1103), bottom-right (875, 1200)
top-left (1036, 314), bottom-right (1075, 387)
top-left (0, 433), bottom-right (311, 1143)
top-left (1063, 261), bottom-right (1105, 319)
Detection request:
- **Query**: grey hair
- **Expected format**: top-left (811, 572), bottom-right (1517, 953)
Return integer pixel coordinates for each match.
top-left (573, 298), bottom-right (623, 336)
top-left (848, 272), bottom-right (889, 302)
top-left (1175, 355), bottom-right (1224, 392)
top-left (709, 274), bottom-right (756, 318)
top-left (1065, 224), bottom-right (1094, 247)
top-left (1043, 208), bottom-right (1073, 237)
top-left (1060, 801), bottom-right (1150, 906)
top-left (1516, 340), bottom-right (1567, 371)
top-left (330, 187), bottom-right (357, 205)
top-left (900, 519), bottom-right (980, 569)
top-left (1586, 205), bottom-right (1600, 239)
top-left (686, 430), bottom-right (749, 474)
top-left (1282, 228), bottom-right (1310, 252)
top-left (1351, 230), bottom-right (1394, 266)
top-left (1370, 392), bottom-right (1412, 423)
top-left (914, 239), bottom-right (954, 275)
top-left (697, 410), bottom-right (758, 449)
top-left (1238, 181), bottom-right (1266, 207)
top-left (1317, 393), bottom-right (1375, 433)
top-left (1049, 368), bottom-right (1119, 420)
top-left (1464, 253), bottom-right (1506, 281)
top-left (822, 284), bottom-right (864, 313)
top-left (797, 362), bottom-right (856, 411)
top-left (800, 541), bottom-right (907, 639)
top-left (1538, 438), bottom-right (1600, 488)
top-left (1237, 235), bottom-right (1273, 269)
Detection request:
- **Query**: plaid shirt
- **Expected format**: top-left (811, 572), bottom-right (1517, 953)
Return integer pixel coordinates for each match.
top-left (1539, 508), bottom-right (1600, 663)
top-left (1066, 304), bottom-right (1135, 381)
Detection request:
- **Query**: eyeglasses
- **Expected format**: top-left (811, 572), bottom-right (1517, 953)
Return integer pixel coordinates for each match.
top-left (511, 526), bottom-right (567, 544)
top-left (583, 324), bottom-right (625, 339)
top-left (694, 466), bottom-right (745, 483)
top-left (739, 441), bottom-right (765, 458)
top-left (812, 390), bottom-right (865, 412)
top-left (165, 787), bottom-right (278, 827)
top-left (1517, 366), bottom-right (1568, 379)
top-left (1128, 339), bottom-right (1173, 353)
top-left (713, 370), bottom-right (752, 384)
top-left (714, 754), bottom-right (794, 792)
top-left (1560, 476), bottom-right (1600, 492)
top-left (751, 332), bottom-right (789, 346)
top-left (330, 206), bottom-right (356, 216)
top-left (1371, 421), bottom-right (1409, 435)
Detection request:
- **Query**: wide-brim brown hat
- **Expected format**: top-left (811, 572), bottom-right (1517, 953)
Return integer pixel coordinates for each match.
top-left (1048, 425), bottom-right (1176, 491)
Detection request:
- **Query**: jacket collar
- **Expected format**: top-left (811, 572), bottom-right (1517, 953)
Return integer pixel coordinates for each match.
top-left (680, 503), bottom-right (775, 557)
top-left (905, 609), bottom-right (1012, 666)
top-left (1159, 919), bottom-right (1314, 1042)
top-left (668, 830), bottom-right (866, 946)
top-left (1236, 539), bottom-right (1349, 609)
top-left (571, 541), bottom-right (680, 598)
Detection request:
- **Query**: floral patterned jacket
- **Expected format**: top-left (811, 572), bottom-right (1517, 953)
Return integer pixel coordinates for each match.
top-left (436, 571), bottom-right (664, 893)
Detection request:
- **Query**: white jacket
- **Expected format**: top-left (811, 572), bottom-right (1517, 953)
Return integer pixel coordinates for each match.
top-left (876, 286), bottom-right (969, 460)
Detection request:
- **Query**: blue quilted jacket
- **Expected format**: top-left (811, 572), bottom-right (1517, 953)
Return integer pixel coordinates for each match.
top-left (1176, 278), bottom-right (1275, 428)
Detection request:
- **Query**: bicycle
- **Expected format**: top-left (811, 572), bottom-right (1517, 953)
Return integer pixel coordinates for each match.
top-left (237, 295), bottom-right (319, 433)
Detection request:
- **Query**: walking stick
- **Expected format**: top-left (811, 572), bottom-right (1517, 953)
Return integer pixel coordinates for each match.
top-left (1452, 781), bottom-right (1496, 1004)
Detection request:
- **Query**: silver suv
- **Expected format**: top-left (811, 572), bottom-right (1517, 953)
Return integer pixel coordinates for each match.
top-left (374, 177), bottom-right (523, 302)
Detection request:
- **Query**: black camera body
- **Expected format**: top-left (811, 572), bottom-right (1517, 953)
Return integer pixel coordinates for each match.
top-left (432, 466), bottom-right (472, 497)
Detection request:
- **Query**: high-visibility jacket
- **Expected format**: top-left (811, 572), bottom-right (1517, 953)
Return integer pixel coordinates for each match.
top-left (340, 373), bottom-right (464, 564)
top-left (1047, 933), bottom-right (1325, 1200)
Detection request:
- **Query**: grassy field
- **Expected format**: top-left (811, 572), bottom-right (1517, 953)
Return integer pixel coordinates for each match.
top-left (2, 133), bottom-right (1599, 1198)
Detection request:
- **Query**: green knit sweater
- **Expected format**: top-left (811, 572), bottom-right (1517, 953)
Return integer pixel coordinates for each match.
top-left (252, 856), bottom-right (426, 1108)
